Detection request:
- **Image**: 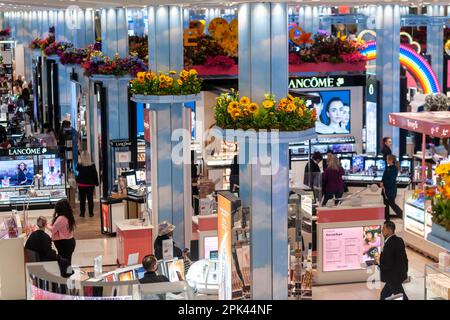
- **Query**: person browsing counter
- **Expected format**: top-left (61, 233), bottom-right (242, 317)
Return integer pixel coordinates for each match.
top-left (381, 155), bottom-right (403, 220)
top-left (374, 220), bottom-right (409, 300)
top-left (154, 221), bottom-right (183, 260)
top-left (322, 154), bottom-right (345, 206)
top-left (303, 151), bottom-right (323, 188)
top-left (46, 199), bottom-right (76, 265)
top-left (25, 216), bottom-right (59, 262)
top-left (139, 255), bottom-right (170, 284)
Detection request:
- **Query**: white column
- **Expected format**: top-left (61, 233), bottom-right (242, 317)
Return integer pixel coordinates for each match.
top-left (101, 8), bottom-right (128, 57)
top-left (376, 5), bottom-right (401, 155)
top-left (427, 5), bottom-right (444, 90)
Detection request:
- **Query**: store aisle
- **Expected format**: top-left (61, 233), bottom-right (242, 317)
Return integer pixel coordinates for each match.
top-left (71, 237), bottom-right (117, 267)
top-left (313, 248), bottom-right (431, 300)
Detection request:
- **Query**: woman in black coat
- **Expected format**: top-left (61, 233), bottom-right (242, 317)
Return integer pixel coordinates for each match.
top-left (381, 155), bottom-right (403, 220)
top-left (76, 151), bottom-right (99, 217)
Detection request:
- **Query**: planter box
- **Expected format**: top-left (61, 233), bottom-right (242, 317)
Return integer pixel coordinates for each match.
top-left (190, 64), bottom-right (238, 76)
top-left (89, 74), bottom-right (134, 81)
top-left (427, 223), bottom-right (450, 250)
top-left (289, 61), bottom-right (366, 73)
top-left (216, 126), bottom-right (317, 144)
top-left (131, 93), bottom-right (202, 104)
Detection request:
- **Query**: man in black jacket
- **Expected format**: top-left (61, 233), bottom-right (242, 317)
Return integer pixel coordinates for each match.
top-left (375, 220), bottom-right (409, 300)
top-left (25, 216), bottom-right (59, 262)
top-left (139, 255), bottom-right (169, 284)
top-left (303, 151), bottom-right (323, 188)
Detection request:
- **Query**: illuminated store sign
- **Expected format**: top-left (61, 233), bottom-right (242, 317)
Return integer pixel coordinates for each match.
top-left (110, 140), bottom-right (133, 148)
top-left (8, 147), bottom-right (48, 156)
top-left (289, 75), bottom-right (365, 89)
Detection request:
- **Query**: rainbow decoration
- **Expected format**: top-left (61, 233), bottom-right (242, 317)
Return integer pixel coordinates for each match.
top-left (361, 41), bottom-right (440, 94)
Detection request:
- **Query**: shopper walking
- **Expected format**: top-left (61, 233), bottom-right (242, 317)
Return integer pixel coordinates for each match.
top-left (303, 151), bottom-right (323, 188)
top-left (381, 137), bottom-right (393, 162)
top-left (381, 155), bottom-right (403, 220)
top-left (375, 220), bottom-right (409, 300)
top-left (46, 199), bottom-right (76, 265)
top-left (76, 151), bottom-right (99, 217)
top-left (154, 221), bottom-right (183, 260)
top-left (322, 154), bottom-right (345, 206)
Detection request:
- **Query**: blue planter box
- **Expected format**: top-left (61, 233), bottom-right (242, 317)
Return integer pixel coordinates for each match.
top-left (427, 223), bottom-right (450, 250)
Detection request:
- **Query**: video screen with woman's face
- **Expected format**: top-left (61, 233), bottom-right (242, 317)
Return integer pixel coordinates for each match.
top-left (289, 90), bottom-right (351, 135)
top-left (0, 159), bottom-right (34, 187)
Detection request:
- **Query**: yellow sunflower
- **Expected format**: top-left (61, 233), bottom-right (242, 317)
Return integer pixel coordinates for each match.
top-left (169, 70), bottom-right (177, 75)
top-left (248, 102), bottom-right (259, 114)
top-left (286, 103), bottom-right (296, 113)
top-left (227, 101), bottom-right (239, 113)
top-left (136, 72), bottom-right (145, 82)
top-left (279, 98), bottom-right (289, 106)
top-left (298, 107), bottom-right (304, 117)
top-left (231, 109), bottom-right (242, 119)
top-left (189, 69), bottom-right (198, 76)
top-left (262, 100), bottom-right (274, 109)
top-left (287, 94), bottom-right (294, 101)
top-left (239, 96), bottom-right (251, 106)
top-left (159, 74), bottom-right (166, 83)
top-left (180, 70), bottom-right (189, 80)
top-left (177, 79), bottom-right (183, 86)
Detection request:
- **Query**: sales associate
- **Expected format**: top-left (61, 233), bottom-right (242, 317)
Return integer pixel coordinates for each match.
top-left (304, 151), bottom-right (323, 188)
top-left (381, 137), bottom-right (392, 162)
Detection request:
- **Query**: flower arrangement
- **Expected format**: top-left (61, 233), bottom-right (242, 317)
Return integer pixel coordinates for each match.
top-left (430, 162), bottom-right (450, 231)
top-left (130, 69), bottom-right (202, 96)
top-left (43, 41), bottom-right (73, 57)
top-left (0, 27), bottom-right (11, 38)
top-left (28, 26), bottom-right (55, 51)
top-left (204, 55), bottom-right (235, 69)
top-left (445, 39), bottom-right (450, 56)
top-left (214, 90), bottom-right (317, 131)
top-left (59, 47), bottom-right (89, 65)
top-left (184, 18), bottom-right (238, 68)
top-left (289, 30), bottom-right (367, 64)
top-left (423, 93), bottom-right (450, 112)
top-left (82, 51), bottom-right (147, 77)
top-left (129, 35), bottom-right (148, 62)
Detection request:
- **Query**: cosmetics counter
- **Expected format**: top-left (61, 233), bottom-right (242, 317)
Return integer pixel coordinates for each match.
top-left (25, 261), bottom-right (195, 300)
top-left (0, 147), bottom-right (67, 212)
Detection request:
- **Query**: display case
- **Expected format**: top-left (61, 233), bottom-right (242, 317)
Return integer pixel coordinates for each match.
top-left (0, 40), bottom-right (14, 100)
top-left (290, 136), bottom-right (356, 161)
top-left (404, 194), bottom-right (432, 238)
top-left (425, 263), bottom-right (450, 300)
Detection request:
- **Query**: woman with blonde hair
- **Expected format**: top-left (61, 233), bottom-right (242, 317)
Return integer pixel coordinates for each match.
top-left (76, 151), bottom-right (99, 217)
top-left (322, 154), bottom-right (345, 206)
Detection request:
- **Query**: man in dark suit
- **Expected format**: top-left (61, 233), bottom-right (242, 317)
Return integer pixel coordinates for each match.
top-left (303, 151), bottom-right (323, 188)
top-left (375, 220), bottom-right (409, 300)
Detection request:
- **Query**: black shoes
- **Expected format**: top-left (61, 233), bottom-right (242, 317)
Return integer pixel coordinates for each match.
top-left (79, 214), bottom-right (85, 218)
top-left (89, 214), bottom-right (94, 218)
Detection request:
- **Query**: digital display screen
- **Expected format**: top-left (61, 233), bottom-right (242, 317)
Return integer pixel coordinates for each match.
top-left (166, 260), bottom-right (185, 282)
top-left (134, 267), bottom-right (146, 280)
top-left (364, 159), bottom-right (376, 171)
top-left (351, 156), bottom-right (365, 174)
top-left (322, 225), bottom-right (382, 272)
top-left (375, 159), bottom-right (386, 171)
top-left (340, 159), bottom-right (351, 172)
top-left (0, 159), bottom-right (34, 187)
top-left (290, 90), bottom-right (351, 135)
top-left (42, 158), bottom-right (62, 186)
top-left (331, 144), bottom-right (353, 153)
top-left (117, 270), bottom-right (134, 281)
top-left (204, 236), bottom-right (218, 260)
top-left (312, 145), bottom-right (329, 154)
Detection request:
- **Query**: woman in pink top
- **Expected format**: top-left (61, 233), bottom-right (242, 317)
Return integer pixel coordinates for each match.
top-left (46, 199), bottom-right (76, 264)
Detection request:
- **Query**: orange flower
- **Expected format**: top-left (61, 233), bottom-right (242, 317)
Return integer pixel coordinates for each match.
top-left (311, 108), bottom-right (317, 120)
top-left (298, 108), bottom-right (304, 117)
top-left (299, 32), bottom-right (314, 45)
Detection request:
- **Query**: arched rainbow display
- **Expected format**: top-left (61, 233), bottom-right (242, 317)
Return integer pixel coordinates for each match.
top-left (361, 41), bottom-right (441, 94)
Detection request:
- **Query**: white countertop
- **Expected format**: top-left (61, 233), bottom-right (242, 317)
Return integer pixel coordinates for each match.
top-left (115, 219), bottom-right (153, 231)
top-left (317, 203), bottom-right (385, 211)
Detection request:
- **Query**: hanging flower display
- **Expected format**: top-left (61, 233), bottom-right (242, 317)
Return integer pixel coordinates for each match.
top-left (431, 162), bottom-right (450, 231)
top-left (82, 51), bottom-right (147, 77)
top-left (130, 69), bottom-right (202, 96)
top-left (289, 29), bottom-right (367, 64)
top-left (59, 47), bottom-right (90, 65)
top-left (204, 55), bottom-right (235, 69)
top-left (43, 41), bottom-right (74, 57)
top-left (214, 90), bottom-right (316, 131)
top-left (28, 26), bottom-right (55, 51)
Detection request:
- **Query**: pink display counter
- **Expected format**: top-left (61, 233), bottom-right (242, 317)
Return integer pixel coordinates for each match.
top-left (192, 214), bottom-right (218, 260)
top-left (315, 205), bottom-right (385, 285)
top-left (115, 219), bottom-right (153, 266)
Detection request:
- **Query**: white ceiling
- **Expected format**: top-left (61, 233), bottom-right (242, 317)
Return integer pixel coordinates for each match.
top-left (0, 0), bottom-right (448, 11)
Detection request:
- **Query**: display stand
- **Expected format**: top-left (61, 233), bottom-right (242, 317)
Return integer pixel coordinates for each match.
top-left (315, 205), bottom-right (385, 285)
top-left (115, 219), bottom-right (153, 266)
top-left (388, 111), bottom-right (450, 257)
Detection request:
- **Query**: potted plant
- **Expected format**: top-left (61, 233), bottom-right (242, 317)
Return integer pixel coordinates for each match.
top-left (82, 51), bottom-right (147, 78)
top-left (130, 69), bottom-right (202, 104)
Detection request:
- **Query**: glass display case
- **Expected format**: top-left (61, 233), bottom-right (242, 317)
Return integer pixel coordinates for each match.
top-left (425, 263), bottom-right (450, 300)
top-left (404, 193), bottom-right (432, 239)
top-left (290, 136), bottom-right (356, 161)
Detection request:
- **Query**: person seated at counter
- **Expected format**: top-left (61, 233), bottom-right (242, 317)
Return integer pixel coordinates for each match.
top-left (139, 255), bottom-right (169, 284)
top-left (25, 216), bottom-right (59, 262)
top-left (154, 221), bottom-right (183, 261)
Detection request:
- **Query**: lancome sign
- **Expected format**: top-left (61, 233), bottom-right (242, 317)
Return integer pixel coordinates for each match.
top-left (8, 147), bottom-right (48, 156)
top-left (289, 75), bottom-right (366, 89)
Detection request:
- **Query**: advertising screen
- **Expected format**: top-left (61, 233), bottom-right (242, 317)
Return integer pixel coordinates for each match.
top-left (42, 158), bottom-right (62, 186)
top-left (351, 155), bottom-right (365, 174)
top-left (322, 225), bottom-right (382, 272)
top-left (0, 159), bottom-right (34, 187)
top-left (364, 159), bottom-right (376, 171)
top-left (375, 159), bottom-right (386, 171)
top-left (366, 101), bottom-right (377, 154)
top-left (290, 90), bottom-right (351, 135)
